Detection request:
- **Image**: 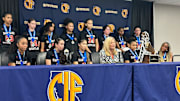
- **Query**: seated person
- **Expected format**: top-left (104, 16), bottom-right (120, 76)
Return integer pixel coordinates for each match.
top-left (8, 36), bottom-right (31, 66)
top-left (73, 39), bottom-right (92, 64)
top-left (99, 36), bottom-right (124, 64)
top-left (158, 42), bottom-right (173, 62)
top-left (46, 38), bottom-right (67, 65)
top-left (124, 38), bottom-right (139, 63)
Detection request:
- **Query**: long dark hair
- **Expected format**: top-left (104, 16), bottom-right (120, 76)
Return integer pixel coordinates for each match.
top-left (49, 38), bottom-right (65, 51)
top-left (83, 18), bottom-right (93, 31)
top-left (116, 27), bottom-right (124, 36)
top-left (102, 25), bottom-right (110, 34)
top-left (8, 36), bottom-right (27, 54)
top-left (39, 22), bottom-right (55, 35)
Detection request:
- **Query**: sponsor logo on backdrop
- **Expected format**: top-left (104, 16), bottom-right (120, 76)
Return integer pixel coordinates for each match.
top-left (47, 70), bottom-right (84, 101)
top-left (61, 3), bottom-right (70, 13)
top-left (175, 66), bottom-right (180, 95)
top-left (105, 10), bottom-right (118, 14)
top-left (121, 9), bottom-right (128, 18)
top-left (24, 0), bottom-right (35, 10)
top-left (59, 24), bottom-right (65, 28)
top-left (92, 25), bottom-right (103, 30)
top-left (43, 3), bottom-right (58, 9)
top-left (93, 6), bottom-right (101, 16)
top-left (124, 26), bottom-right (130, 31)
top-left (108, 24), bottom-right (115, 33)
top-left (78, 22), bottom-right (85, 32)
top-left (44, 19), bottom-right (52, 25)
top-left (24, 20), bottom-right (40, 25)
top-left (76, 7), bottom-right (90, 12)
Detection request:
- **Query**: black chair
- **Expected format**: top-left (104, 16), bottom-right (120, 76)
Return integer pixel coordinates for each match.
top-left (91, 52), bottom-right (100, 64)
top-left (36, 52), bottom-right (47, 65)
top-left (1, 52), bottom-right (9, 66)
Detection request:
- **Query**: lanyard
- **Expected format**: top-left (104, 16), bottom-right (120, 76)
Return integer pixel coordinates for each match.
top-left (17, 49), bottom-right (25, 66)
top-left (135, 35), bottom-right (141, 45)
top-left (66, 34), bottom-right (74, 40)
top-left (79, 50), bottom-right (87, 63)
top-left (3, 24), bottom-right (11, 38)
top-left (104, 35), bottom-right (108, 40)
top-left (48, 32), bottom-right (53, 44)
top-left (53, 49), bottom-right (60, 65)
top-left (28, 29), bottom-right (36, 42)
top-left (86, 29), bottom-right (93, 39)
top-left (119, 36), bottom-right (124, 45)
top-left (129, 49), bottom-right (138, 60)
top-left (163, 52), bottom-right (167, 60)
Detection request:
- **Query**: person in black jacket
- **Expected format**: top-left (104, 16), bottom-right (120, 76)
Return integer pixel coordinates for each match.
top-left (0, 12), bottom-right (17, 53)
top-left (46, 38), bottom-right (67, 65)
top-left (8, 36), bottom-right (31, 66)
top-left (72, 39), bottom-right (92, 64)
top-left (60, 18), bottom-right (78, 59)
top-left (79, 18), bottom-right (99, 53)
top-left (115, 27), bottom-right (127, 52)
top-left (23, 18), bottom-right (40, 65)
top-left (99, 25), bottom-right (111, 50)
top-left (40, 22), bottom-right (58, 52)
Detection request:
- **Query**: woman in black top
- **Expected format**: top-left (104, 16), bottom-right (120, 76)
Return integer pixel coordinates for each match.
top-left (46, 38), bottom-right (67, 65)
top-left (40, 22), bottom-right (58, 52)
top-left (23, 18), bottom-right (40, 65)
top-left (79, 18), bottom-right (99, 53)
top-left (99, 25), bottom-right (111, 50)
top-left (73, 39), bottom-right (92, 64)
top-left (0, 12), bottom-right (17, 53)
top-left (60, 18), bottom-right (78, 57)
top-left (115, 27), bottom-right (127, 52)
top-left (8, 36), bottom-right (31, 66)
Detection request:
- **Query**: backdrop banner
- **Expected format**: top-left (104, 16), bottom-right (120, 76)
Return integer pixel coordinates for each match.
top-left (19, 0), bottom-right (132, 36)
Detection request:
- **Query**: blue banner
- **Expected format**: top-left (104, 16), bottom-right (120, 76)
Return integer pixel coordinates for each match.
top-left (0, 64), bottom-right (132, 101)
top-left (133, 63), bottom-right (180, 101)
top-left (19, 0), bottom-right (132, 36)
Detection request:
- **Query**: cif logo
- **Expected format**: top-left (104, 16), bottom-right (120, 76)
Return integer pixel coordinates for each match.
top-left (175, 66), bottom-right (180, 95)
top-left (93, 6), bottom-right (101, 16)
top-left (108, 24), bottom-right (115, 33)
top-left (47, 70), bottom-right (84, 101)
top-left (24, 0), bottom-right (35, 10)
top-left (61, 3), bottom-right (70, 13)
top-left (121, 9), bottom-right (128, 18)
top-left (44, 19), bottom-right (52, 25)
top-left (78, 22), bottom-right (85, 32)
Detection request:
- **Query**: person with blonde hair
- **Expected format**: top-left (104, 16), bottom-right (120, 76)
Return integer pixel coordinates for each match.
top-left (99, 36), bottom-right (124, 64)
top-left (158, 42), bottom-right (173, 62)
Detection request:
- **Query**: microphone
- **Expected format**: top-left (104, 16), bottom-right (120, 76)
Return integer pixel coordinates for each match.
top-left (64, 49), bottom-right (69, 61)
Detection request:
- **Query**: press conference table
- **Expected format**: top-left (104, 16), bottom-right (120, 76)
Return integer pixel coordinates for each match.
top-left (0, 63), bottom-right (180, 101)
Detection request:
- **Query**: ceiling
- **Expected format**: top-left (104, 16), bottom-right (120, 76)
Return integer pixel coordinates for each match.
top-left (146, 0), bottom-right (180, 6)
